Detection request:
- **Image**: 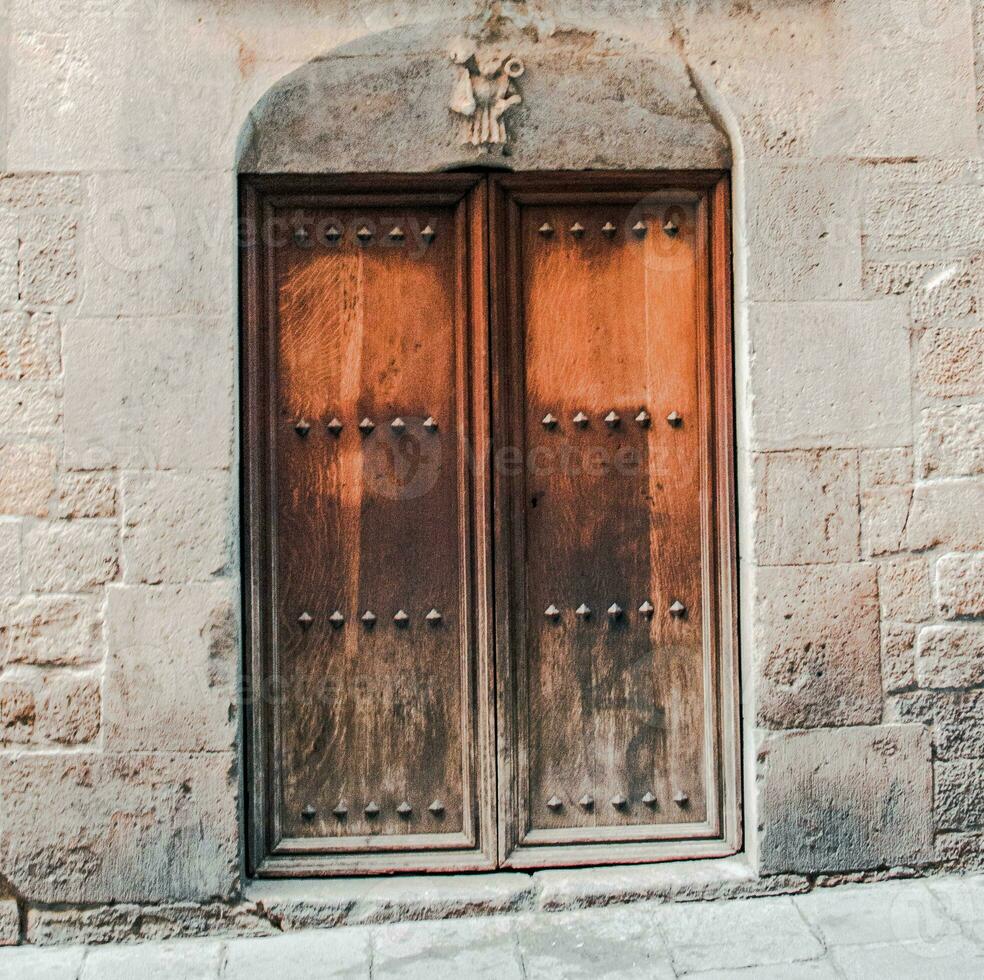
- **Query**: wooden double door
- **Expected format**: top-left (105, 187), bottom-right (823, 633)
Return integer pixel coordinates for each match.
top-left (242, 172), bottom-right (739, 875)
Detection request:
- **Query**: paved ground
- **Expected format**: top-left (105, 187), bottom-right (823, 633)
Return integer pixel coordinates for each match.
top-left (2, 874), bottom-right (983, 978)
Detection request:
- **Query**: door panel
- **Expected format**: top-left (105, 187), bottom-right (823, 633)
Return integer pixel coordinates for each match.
top-left (243, 172), bottom-right (738, 876)
top-left (490, 174), bottom-right (738, 867)
top-left (243, 176), bottom-right (496, 874)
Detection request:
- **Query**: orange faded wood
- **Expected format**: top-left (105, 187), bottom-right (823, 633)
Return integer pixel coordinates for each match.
top-left (271, 206), bottom-right (471, 847)
top-left (510, 196), bottom-right (710, 848)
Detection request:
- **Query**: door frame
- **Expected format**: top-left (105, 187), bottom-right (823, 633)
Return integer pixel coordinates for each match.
top-left (240, 171), bottom-right (740, 877)
top-left (489, 171), bottom-right (741, 868)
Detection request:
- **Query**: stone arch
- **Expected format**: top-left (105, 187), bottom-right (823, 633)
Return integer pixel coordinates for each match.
top-left (236, 21), bottom-right (731, 174)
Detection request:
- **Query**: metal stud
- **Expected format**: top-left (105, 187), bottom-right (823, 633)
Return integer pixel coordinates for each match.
top-left (578, 794), bottom-right (594, 809)
top-left (326, 417), bottom-right (343, 435)
top-left (393, 609), bottom-right (409, 625)
top-left (324, 225), bottom-right (342, 243)
top-left (298, 612), bottom-right (313, 629)
top-left (674, 790), bottom-right (689, 806)
top-left (541, 412), bottom-right (558, 429)
top-left (364, 801), bottom-right (380, 816)
top-left (669, 600), bottom-right (687, 619)
top-left (294, 419), bottom-right (311, 436)
top-left (538, 222), bottom-right (554, 237)
top-left (329, 610), bottom-right (345, 628)
top-left (575, 603), bottom-right (592, 620)
top-left (292, 227), bottom-right (310, 245)
top-left (607, 603), bottom-right (623, 621)
top-left (301, 804), bottom-right (316, 820)
top-left (642, 791), bottom-right (657, 806)
top-left (359, 417), bottom-right (375, 434)
top-left (361, 610), bottom-right (377, 627)
top-left (573, 411), bottom-right (589, 428)
top-left (391, 417), bottom-right (406, 433)
top-left (420, 225), bottom-right (436, 244)
top-left (569, 222), bottom-right (585, 238)
top-left (632, 220), bottom-right (647, 237)
top-left (666, 411), bottom-right (682, 427)
top-left (333, 802), bottom-right (348, 818)
top-left (611, 794), bottom-right (628, 809)
top-left (639, 600), bottom-right (655, 619)
top-left (544, 604), bottom-right (561, 621)
top-left (423, 416), bottom-right (438, 432)
top-left (602, 221), bottom-right (617, 238)
top-left (396, 801), bottom-right (412, 816)
top-left (635, 410), bottom-right (651, 427)
top-left (663, 219), bottom-right (679, 238)
top-left (546, 796), bottom-right (563, 811)
top-left (425, 608), bottom-right (442, 625)
top-left (604, 410), bottom-right (621, 428)
top-left (388, 226), bottom-right (405, 241)
top-left (356, 226), bottom-right (373, 243)
top-left (428, 800), bottom-right (445, 814)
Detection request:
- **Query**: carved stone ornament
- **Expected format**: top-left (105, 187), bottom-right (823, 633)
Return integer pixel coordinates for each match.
top-left (449, 38), bottom-right (524, 149)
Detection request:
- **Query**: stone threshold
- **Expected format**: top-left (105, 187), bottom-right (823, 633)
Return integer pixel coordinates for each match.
top-left (246, 857), bottom-right (811, 930)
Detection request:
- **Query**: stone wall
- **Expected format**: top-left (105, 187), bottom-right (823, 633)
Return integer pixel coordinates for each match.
top-left (0, 0), bottom-right (981, 945)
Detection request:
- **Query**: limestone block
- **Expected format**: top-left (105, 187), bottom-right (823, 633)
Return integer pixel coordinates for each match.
top-left (860, 447), bottom-right (912, 490)
top-left (916, 625), bottom-right (984, 689)
top-left (223, 930), bottom-right (371, 980)
top-left (240, 33), bottom-right (729, 174)
top-left (758, 724), bottom-right (933, 874)
top-left (0, 443), bottom-right (57, 516)
top-left (0, 311), bottom-right (60, 380)
top-left (936, 760), bottom-right (984, 831)
top-left (936, 552), bottom-right (984, 618)
top-left (56, 470), bottom-right (117, 519)
top-left (749, 301), bottom-right (911, 450)
top-left (63, 317), bottom-right (233, 471)
top-left (372, 916), bottom-right (522, 979)
top-left (0, 667), bottom-right (100, 746)
top-left (917, 325), bottom-right (984, 398)
top-left (0, 174), bottom-right (82, 211)
top-left (0, 898), bottom-right (17, 946)
top-left (0, 595), bottom-right (104, 667)
top-left (880, 622), bottom-right (916, 695)
top-left (17, 207), bottom-right (77, 306)
top-left (0, 519), bottom-right (20, 595)
top-left (751, 450), bottom-right (860, 565)
top-left (0, 675), bottom-right (35, 743)
top-left (920, 403), bottom-right (984, 478)
top-left (657, 895), bottom-right (823, 974)
top-left (0, 751), bottom-right (239, 903)
top-left (863, 258), bottom-right (982, 324)
top-left (0, 210), bottom-right (17, 308)
top-left (6, 3), bottom-right (241, 171)
top-left (122, 471), bottom-right (230, 585)
top-left (104, 583), bottom-right (238, 752)
top-left (890, 689), bottom-right (984, 760)
top-left (754, 564), bottom-right (882, 729)
top-left (23, 520), bottom-right (118, 593)
top-left (80, 940), bottom-right (224, 980)
top-left (26, 901), bottom-right (275, 945)
top-left (905, 479), bottom-right (984, 552)
top-left (864, 180), bottom-right (984, 259)
top-left (878, 557), bottom-right (932, 622)
top-left (79, 173), bottom-right (233, 317)
top-left (516, 907), bottom-right (675, 976)
top-left (0, 382), bottom-right (60, 438)
top-left (745, 160), bottom-right (861, 301)
top-left (682, 0), bottom-right (977, 160)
